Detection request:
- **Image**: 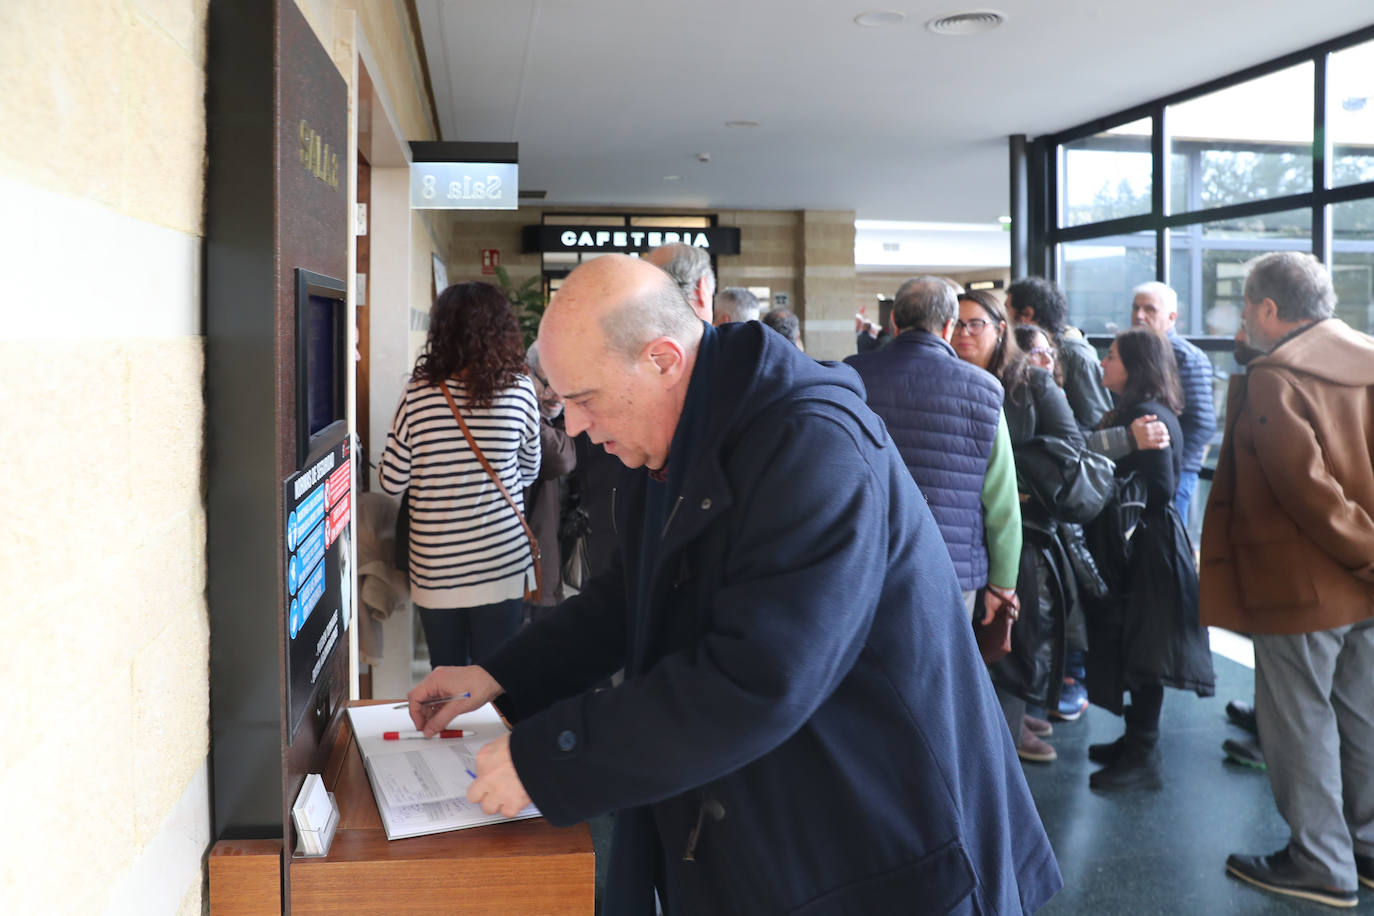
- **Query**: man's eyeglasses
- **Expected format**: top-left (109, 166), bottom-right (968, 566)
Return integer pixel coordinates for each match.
top-left (954, 318), bottom-right (993, 335)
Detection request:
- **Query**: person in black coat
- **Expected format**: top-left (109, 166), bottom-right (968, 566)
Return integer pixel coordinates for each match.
top-left (406, 255), bottom-right (1062, 915)
top-left (1085, 326), bottom-right (1215, 791)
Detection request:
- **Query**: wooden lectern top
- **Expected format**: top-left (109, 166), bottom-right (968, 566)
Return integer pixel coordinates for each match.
top-left (287, 701), bottom-right (595, 915)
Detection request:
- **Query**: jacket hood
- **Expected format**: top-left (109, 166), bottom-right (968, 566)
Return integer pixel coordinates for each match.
top-left (1255, 318), bottom-right (1374, 387)
top-left (704, 321), bottom-right (882, 450)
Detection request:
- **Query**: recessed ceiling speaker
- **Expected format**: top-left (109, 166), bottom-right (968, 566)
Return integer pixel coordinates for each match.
top-left (926, 10), bottom-right (1005, 35)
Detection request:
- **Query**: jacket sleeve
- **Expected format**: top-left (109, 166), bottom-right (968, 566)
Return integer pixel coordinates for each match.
top-left (503, 408), bottom-right (901, 825)
top-left (1060, 337), bottom-right (1113, 433)
top-left (537, 420), bottom-right (577, 480)
top-left (1248, 368), bottom-right (1374, 577)
top-left (1085, 426), bottom-right (1133, 460)
top-left (517, 378), bottom-right (542, 490)
top-left (981, 411), bottom-right (1022, 590)
top-left (1174, 338), bottom-right (1217, 473)
top-left (377, 386), bottom-right (412, 495)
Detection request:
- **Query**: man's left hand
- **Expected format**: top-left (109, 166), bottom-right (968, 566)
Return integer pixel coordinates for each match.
top-left (468, 732), bottom-right (532, 817)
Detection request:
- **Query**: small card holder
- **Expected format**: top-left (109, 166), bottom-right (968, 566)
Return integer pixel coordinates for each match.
top-left (291, 773), bottom-right (340, 858)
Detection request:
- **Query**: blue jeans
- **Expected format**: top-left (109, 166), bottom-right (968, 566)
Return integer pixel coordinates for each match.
top-left (417, 597), bottom-right (523, 668)
top-left (1174, 470), bottom-right (1198, 523)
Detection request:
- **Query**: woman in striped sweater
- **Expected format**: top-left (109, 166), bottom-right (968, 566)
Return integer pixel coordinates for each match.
top-left (379, 282), bottom-right (541, 668)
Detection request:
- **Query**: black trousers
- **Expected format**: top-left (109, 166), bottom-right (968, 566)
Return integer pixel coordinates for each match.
top-left (417, 597), bottom-right (523, 668)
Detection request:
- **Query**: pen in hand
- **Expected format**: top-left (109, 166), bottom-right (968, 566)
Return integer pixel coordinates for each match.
top-left (391, 692), bottom-right (471, 710)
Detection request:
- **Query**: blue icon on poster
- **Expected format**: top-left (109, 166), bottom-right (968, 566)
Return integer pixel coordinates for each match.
top-left (287, 509), bottom-right (299, 552)
top-left (288, 554), bottom-right (300, 595)
top-left (289, 597), bottom-right (301, 638)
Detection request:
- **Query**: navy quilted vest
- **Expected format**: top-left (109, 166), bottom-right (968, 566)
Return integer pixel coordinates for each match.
top-left (846, 331), bottom-right (1004, 591)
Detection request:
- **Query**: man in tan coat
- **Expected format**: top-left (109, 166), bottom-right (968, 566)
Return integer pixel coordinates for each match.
top-left (1201, 251), bottom-right (1374, 909)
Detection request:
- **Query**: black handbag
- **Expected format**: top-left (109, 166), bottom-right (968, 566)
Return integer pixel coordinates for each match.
top-left (1015, 435), bottom-right (1117, 525)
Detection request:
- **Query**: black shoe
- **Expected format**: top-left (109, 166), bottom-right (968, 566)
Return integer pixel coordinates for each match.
top-left (1226, 848), bottom-right (1357, 908)
top-left (1089, 743), bottom-right (1162, 791)
top-left (1356, 853), bottom-right (1374, 890)
top-left (1222, 737), bottom-right (1267, 770)
top-left (1226, 699), bottom-right (1259, 736)
top-left (1087, 735), bottom-right (1127, 765)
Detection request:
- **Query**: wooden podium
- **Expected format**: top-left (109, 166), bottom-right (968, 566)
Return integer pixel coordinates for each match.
top-left (211, 703), bottom-right (595, 914)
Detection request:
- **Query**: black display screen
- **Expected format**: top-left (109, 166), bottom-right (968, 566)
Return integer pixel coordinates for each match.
top-left (306, 293), bottom-right (342, 437)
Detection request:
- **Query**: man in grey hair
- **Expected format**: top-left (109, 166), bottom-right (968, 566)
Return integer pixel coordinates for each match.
top-left (643, 242), bottom-right (715, 322)
top-left (1201, 251), bottom-right (1374, 908)
top-left (1129, 280), bottom-right (1217, 521)
top-left (712, 286), bottom-right (761, 325)
top-left (406, 254), bottom-right (1061, 915)
top-left (762, 307), bottom-right (803, 350)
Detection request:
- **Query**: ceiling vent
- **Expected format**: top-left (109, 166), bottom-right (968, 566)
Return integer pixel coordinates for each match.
top-left (518, 189), bottom-right (547, 200)
top-left (926, 11), bottom-right (1005, 35)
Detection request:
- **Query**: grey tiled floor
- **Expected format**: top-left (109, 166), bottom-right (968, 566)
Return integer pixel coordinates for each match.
top-left (1023, 654), bottom-right (1373, 914)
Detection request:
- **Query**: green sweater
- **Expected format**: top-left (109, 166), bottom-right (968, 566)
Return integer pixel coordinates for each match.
top-left (979, 411), bottom-right (1022, 590)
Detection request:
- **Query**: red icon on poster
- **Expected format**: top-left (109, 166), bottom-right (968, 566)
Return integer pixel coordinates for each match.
top-left (481, 249), bottom-right (501, 275)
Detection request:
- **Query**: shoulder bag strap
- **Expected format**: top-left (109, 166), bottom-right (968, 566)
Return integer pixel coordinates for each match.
top-left (438, 381), bottom-right (542, 597)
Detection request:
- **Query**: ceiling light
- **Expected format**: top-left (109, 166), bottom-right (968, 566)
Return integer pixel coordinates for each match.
top-left (926, 10), bottom-right (1005, 35)
top-left (725, 120), bottom-right (759, 129)
top-left (997, 215), bottom-right (1012, 224)
top-left (663, 175), bottom-right (682, 181)
top-left (854, 10), bottom-right (906, 27)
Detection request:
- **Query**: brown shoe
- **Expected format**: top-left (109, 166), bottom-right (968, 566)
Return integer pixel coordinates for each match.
top-left (1018, 723), bottom-right (1057, 762)
top-left (1024, 714), bottom-right (1053, 737)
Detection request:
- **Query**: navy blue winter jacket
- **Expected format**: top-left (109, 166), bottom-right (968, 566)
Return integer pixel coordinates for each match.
top-left (845, 330), bottom-right (1005, 592)
top-left (484, 322), bottom-right (1061, 915)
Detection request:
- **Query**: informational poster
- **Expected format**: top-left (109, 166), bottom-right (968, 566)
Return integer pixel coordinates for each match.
top-left (283, 434), bottom-right (352, 739)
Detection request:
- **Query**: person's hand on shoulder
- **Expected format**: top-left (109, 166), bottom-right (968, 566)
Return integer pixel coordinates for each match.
top-left (1130, 414), bottom-right (1170, 451)
top-left (407, 666), bottom-right (504, 734)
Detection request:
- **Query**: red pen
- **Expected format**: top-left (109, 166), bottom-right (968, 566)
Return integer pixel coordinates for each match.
top-left (383, 729), bottom-right (467, 740)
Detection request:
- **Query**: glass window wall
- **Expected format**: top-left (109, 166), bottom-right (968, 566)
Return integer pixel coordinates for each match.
top-left (1061, 118), bottom-right (1152, 227)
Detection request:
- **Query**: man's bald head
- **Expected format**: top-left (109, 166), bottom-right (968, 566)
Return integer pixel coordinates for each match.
top-left (644, 243), bottom-right (715, 322)
top-left (537, 254), bottom-right (704, 471)
top-left (543, 254), bottom-right (702, 361)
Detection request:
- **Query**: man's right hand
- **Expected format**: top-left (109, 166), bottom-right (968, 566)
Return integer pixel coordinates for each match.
top-left (407, 666), bottom-right (504, 735)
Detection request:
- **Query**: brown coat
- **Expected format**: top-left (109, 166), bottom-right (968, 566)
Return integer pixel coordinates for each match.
top-left (1200, 318), bottom-right (1374, 634)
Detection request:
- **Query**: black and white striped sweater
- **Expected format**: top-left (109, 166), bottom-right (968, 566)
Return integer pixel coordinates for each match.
top-left (378, 376), bottom-right (541, 608)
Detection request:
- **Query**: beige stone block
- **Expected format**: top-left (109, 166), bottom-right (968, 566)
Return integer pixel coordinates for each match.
top-left (131, 0), bottom-right (207, 60)
top-left (0, 668), bottom-right (137, 914)
top-left (121, 17), bottom-right (205, 234)
top-left (124, 509), bottom-right (208, 661)
top-left (132, 608), bottom-right (210, 843)
top-left (0, 341), bottom-right (133, 590)
top-left (0, 0), bottom-right (129, 205)
top-left (126, 339), bottom-right (205, 524)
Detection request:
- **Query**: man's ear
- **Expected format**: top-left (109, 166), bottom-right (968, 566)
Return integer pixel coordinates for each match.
top-left (939, 319), bottom-right (956, 342)
top-left (644, 337), bottom-right (687, 384)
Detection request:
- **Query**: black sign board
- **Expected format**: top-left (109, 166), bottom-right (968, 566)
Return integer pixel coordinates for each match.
top-left (523, 224), bottom-right (741, 255)
top-left (282, 434), bottom-right (352, 740)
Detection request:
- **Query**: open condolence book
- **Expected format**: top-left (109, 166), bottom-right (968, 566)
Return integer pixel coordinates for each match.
top-left (347, 702), bottom-right (541, 840)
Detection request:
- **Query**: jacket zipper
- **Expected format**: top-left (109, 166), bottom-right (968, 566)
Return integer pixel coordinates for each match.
top-left (662, 496), bottom-right (684, 540)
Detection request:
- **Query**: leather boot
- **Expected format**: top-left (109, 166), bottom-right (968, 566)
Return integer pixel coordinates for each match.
top-left (1088, 734), bottom-right (1128, 765)
top-left (1089, 726), bottom-right (1162, 791)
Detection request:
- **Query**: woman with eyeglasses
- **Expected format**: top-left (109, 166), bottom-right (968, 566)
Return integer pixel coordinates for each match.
top-left (1082, 326), bottom-right (1214, 791)
top-left (1014, 324), bottom-right (1062, 386)
top-left (954, 290), bottom-right (1087, 764)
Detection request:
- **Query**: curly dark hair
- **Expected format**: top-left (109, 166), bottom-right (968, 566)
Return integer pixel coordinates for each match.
top-left (1006, 276), bottom-right (1070, 337)
top-left (412, 282), bottom-right (527, 407)
top-left (958, 290), bottom-right (1031, 403)
top-left (1108, 325), bottom-right (1183, 416)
